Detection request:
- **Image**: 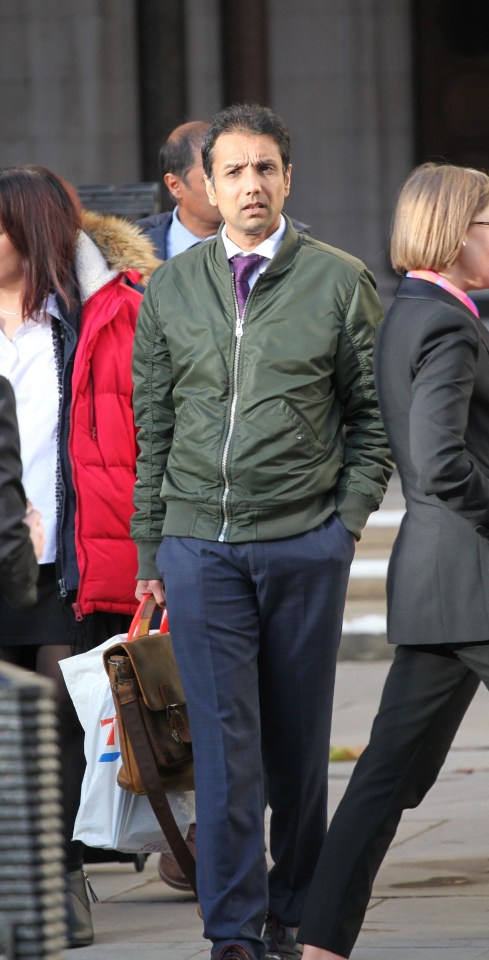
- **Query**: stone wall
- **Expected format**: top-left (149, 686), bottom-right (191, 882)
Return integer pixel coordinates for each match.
top-left (0, 0), bottom-right (415, 303)
top-left (0, 0), bottom-right (141, 184)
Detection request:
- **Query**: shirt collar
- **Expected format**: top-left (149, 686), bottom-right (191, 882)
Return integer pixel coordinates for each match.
top-left (168, 207), bottom-right (217, 258)
top-left (221, 215), bottom-right (286, 262)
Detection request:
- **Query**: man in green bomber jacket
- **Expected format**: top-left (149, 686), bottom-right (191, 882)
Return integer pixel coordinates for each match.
top-left (131, 104), bottom-right (393, 960)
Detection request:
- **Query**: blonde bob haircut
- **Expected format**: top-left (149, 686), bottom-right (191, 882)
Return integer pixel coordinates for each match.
top-left (390, 162), bottom-right (489, 276)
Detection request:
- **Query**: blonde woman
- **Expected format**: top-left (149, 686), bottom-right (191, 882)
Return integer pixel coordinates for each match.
top-left (299, 163), bottom-right (489, 959)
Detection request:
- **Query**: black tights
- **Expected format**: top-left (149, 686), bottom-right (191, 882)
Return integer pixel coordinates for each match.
top-left (0, 643), bottom-right (85, 872)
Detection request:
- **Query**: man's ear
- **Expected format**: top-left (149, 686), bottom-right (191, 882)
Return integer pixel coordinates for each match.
top-left (204, 175), bottom-right (218, 207)
top-left (284, 164), bottom-right (292, 198)
top-left (163, 172), bottom-right (184, 202)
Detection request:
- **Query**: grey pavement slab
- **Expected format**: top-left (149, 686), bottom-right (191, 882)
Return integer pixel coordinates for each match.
top-left (76, 660), bottom-right (489, 959)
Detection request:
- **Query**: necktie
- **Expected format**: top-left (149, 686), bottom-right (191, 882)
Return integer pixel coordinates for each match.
top-left (231, 254), bottom-right (266, 317)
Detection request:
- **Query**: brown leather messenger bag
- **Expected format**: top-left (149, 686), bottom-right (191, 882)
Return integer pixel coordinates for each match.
top-left (103, 594), bottom-right (196, 895)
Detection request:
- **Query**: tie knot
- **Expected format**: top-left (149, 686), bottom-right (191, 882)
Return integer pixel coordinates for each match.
top-left (231, 253), bottom-right (265, 284)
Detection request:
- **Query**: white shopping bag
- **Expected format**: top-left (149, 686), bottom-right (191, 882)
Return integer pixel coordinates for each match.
top-left (60, 637), bottom-right (195, 853)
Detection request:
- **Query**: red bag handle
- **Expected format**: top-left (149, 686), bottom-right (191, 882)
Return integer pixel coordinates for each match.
top-left (127, 593), bottom-right (168, 642)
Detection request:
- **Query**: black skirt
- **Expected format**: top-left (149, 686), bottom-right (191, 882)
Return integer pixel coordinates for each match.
top-left (0, 563), bottom-right (131, 649)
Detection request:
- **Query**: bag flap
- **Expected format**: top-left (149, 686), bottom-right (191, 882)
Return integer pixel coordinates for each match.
top-left (104, 632), bottom-right (186, 712)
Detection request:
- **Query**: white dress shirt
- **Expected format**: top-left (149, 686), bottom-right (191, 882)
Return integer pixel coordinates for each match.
top-left (167, 208), bottom-right (217, 259)
top-left (221, 215), bottom-right (286, 289)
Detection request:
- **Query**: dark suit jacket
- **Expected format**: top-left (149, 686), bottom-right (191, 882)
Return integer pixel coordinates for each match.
top-left (0, 376), bottom-right (39, 607)
top-left (136, 211), bottom-right (172, 260)
top-left (374, 277), bottom-right (489, 646)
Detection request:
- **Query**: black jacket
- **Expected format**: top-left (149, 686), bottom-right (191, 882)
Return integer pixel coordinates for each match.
top-left (0, 376), bottom-right (38, 607)
top-left (375, 277), bottom-right (489, 646)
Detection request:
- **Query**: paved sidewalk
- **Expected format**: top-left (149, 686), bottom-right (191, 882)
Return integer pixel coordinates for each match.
top-left (76, 659), bottom-right (489, 960)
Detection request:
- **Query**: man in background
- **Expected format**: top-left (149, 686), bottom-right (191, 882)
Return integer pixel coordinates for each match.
top-left (137, 120), bottom-right (221, 893)
top-left (137, 121), bottom-right (222, 259)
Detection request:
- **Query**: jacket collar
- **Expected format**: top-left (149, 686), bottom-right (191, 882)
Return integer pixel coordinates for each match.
top-left (80, 210), bottom-right (162, 288)
top-left (396, 275), bottom-right (476, 317)
top-left (75, 231), bottom-right (117, 304)
top-left (397, 275), bottom-right (489, 353)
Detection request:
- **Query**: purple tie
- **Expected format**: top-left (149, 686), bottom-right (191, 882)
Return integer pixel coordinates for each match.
top-left (231, 254), bottom-right (265, 316)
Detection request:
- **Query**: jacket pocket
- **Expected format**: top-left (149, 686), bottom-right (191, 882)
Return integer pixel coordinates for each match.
top-left (231, 398), bottom-right (341, 500)
top-left (276, 398), bottom-right (330, 453)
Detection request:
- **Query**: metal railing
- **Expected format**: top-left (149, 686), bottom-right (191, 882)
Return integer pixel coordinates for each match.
top-left (77, 183), bottom-right (162, 220)
top-left (0, 663), bottom-right (65, 959)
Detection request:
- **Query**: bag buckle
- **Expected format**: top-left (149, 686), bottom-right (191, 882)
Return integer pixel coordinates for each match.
top-left (107, 657), bottom-right (127, 687)
top-left (166, 703), bottom-right (184, 743)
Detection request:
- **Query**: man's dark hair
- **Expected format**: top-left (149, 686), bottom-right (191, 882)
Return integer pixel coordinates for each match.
top-left (159, 121), bottom-right (211, 183)
top-left (201, 104), bottom-right (291, 180)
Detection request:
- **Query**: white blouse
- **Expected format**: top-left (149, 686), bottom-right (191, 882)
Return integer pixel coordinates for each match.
top-left (0, 310), bottom-right (59, 564)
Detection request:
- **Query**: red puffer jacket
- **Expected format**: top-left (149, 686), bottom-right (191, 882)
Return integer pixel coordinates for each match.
top-left (69, 212), bottom-right (161, 615)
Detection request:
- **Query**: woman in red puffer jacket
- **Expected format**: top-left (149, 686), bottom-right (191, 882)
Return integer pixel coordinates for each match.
top-left (0, 165), bottom-right (161, 948)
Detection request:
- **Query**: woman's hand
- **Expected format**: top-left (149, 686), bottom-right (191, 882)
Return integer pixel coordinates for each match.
top-left (23, 503), bottom-right (45, 560)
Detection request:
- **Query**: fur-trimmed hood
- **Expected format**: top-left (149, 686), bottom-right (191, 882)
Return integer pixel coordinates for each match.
top-left (80, 209), bottom-right (162, 291)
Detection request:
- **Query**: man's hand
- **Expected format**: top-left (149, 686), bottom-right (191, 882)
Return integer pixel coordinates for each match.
top-left (135, 578), bottom-right (166, 606)
top-left (23, 504), bottom-right (45, 560)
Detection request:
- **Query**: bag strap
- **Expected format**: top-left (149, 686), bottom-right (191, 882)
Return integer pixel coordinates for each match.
top-left (117, 693), bottom-right (197, 894)
top-left (127, 593), bottom-right (168, 641)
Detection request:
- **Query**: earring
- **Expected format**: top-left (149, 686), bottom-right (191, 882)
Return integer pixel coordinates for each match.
top-left (462, 240), bottom-right (467, 247)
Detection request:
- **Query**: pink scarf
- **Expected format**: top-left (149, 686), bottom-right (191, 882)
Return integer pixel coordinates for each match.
top-left (406, 269), bottom-right (479, 317)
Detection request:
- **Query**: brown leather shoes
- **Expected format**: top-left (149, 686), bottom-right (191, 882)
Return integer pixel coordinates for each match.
top-left (157, 822), bottom-right (196, 892)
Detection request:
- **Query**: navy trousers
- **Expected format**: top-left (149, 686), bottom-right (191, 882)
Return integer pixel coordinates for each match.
top-left (157, 515), bottom-right (355, 959)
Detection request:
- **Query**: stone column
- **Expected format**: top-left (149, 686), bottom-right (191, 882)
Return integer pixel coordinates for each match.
top-left (184, 0), bottom-right (222, 120)
top-left (137, 0), bottom-right (186, 182)
top-left (267, 0), bottom-right (415, 304)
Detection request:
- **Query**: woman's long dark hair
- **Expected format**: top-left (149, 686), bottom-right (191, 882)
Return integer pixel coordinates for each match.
top-left (0, 165), bottom-right (81, 318)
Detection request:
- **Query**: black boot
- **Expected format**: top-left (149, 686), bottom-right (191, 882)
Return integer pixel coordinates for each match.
top-left (65, 869), bottom-right (94, 948)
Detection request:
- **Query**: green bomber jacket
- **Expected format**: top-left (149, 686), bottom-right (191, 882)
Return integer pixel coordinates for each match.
top-left (131, 216), bottom-right (393, 580)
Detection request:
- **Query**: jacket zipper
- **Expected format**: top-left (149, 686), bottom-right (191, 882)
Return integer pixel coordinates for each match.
top-left (57, 356), bottom-right (74, 600)
top-left (89, 368), bottom-right (97, 440)
top-left (67, 368), bottom-right (96, 614)
top-left (56, 330), bottom-right (71, 599)
top-left (218, 277), bottom-right (261, 542)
